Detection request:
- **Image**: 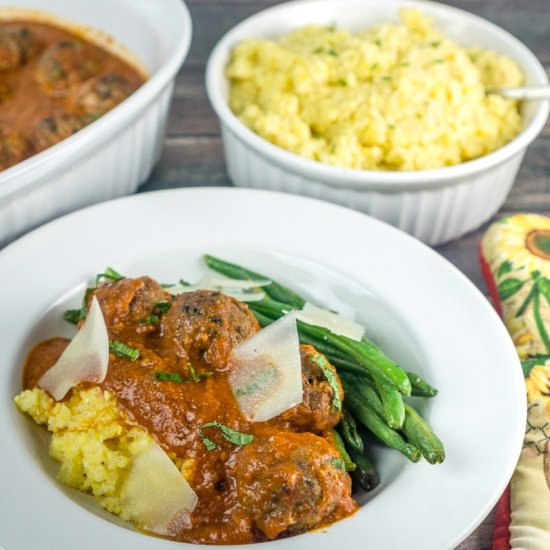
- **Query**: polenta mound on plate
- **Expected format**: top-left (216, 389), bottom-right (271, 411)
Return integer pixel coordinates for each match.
top-left (14, 386), bottom-right (195, 522)
top-left (227, 9), bottom-right (524, 171)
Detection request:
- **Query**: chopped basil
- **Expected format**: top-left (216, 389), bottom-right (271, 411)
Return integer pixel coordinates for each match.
top-left (142, 314), bottom-right (160, 326)
top-left (327, 458), bottom-right (347, 471)
top-left (109, 340), bottom-right (140, 360)
top-left (430, 40), bottom-right (441, 48)
top-left (86, 112), bottom-right (101, 122)
top-left (312, 354), bottom-right (342, 411)
top-left (155, 371), bottom-right (185, 383)
top-left (200, 422), bottom-right (255, 451)
top-left (188, 363), bottom-right (214, 382)
top-left (155, 300), bottom-right (172, 314)
top-left (327, 48), bottom-right (338, 57)
top-left (64, 308), bottom-right (83, 325)
top-left (155, 364), bottom-right (213, 384)
top-left (96, 267), bottom-right (123, 285)
top-left (338, 79), bottom-right (346, 87)
top-left (63, 287), bottom-right (93, 324)
top-left (313, 46), bottom-right (323, 54)
top-left (370, 63), bottom-right (379, 70)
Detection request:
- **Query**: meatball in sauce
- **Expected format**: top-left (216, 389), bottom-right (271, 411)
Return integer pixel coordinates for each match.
top-left (0, 20), bottom-right (144, 171)
top-left (22, 277), bottom-right (357, 544)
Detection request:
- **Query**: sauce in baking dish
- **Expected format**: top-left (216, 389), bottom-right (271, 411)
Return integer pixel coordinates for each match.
top-left (0, 20), bottom-right (145, 171)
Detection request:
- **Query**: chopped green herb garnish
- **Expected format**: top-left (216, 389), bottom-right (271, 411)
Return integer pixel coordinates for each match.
top-left (188, 363), bottom-right (214, 382)
top-left (382, 75), bottom-right (392, 81)
top-left (312, 355), bottom-right (342, 411)
top-left (434, 58), bottom-right (444, 64)
top-left (155, 364), bottom-right (213, 384)
top-left (327, 458), bottom-right (347, 471)
top-left (337, 78), bottom-right (346, 87)
top-left (155, 300), bottom-right (171, 314)
top-left (388, 124), bottom-right (396, 130)
top-left (374, 38), bottom-right (382, 47)
top-left (142, 314), bottom-right (160, 325)
top-left (109, 340), bottom-right (140, 361)
top-left (86, 112), bottom-right (101, 123)
top-left (64, 308), bottom-right (83, 325)
top-left (430, 40), bottom-right (441, 48)
top-left (327, 48), bottom-right (338, 57)
top-left (96, 267), bottom-right (123, 285)
top-left (370, 63), bottom-right (379, 70)
top-left (313, 46), bottom-right (323, 54)
top-left (312, 132), bottom-right (322, 140)
top-left (63, 287), bottom-right (93, 324)
top-left (199, 422), bottom-right (255, 451)
top-left (155, 371), bottom-right (185, 383)
top-left (400, 61), bottom-right (410, 67)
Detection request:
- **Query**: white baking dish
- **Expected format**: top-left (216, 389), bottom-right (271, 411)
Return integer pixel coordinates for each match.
top-left (0, 0), bottom-right (192, 246)
top-left (206, 0), bottom-right (549, 245)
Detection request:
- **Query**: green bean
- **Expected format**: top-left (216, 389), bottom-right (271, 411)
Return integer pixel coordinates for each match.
top-left (348, 446), bottom-right (380, 492)
top-left (338, 409), bottom-right (364, 454)
top-left (204, 254), bottom-right (306, 308)
top-left (374, 376), bottom-right (405, 429)
top-left (407, 371), bottom-right (438, 398)
top-left (251, 310), bottom-right (276, 328)
top-left (402, 403), bottom-right (446, 464)
top-left (341, 373), bottom-right (384, 416)
top-left (344, 383), bottom-right (420, 462)
top-left (331, 429), bottom-right (356, 471)
top-left (342, 372), bottom-right (405, 430)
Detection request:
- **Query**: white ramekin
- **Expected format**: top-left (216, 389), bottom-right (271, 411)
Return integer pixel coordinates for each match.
top-left (206, 0), bottom-right (549, 245)
top-left (0, 0), bottom-right (192, 247)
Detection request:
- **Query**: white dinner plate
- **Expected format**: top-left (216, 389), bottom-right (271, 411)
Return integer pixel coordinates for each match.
top-left (0, 188), bottom-right (525, 550)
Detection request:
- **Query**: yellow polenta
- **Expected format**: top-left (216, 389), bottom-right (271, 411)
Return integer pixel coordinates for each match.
top-left (14, 387), bottom-right (193, 521)
top-left (227, 10), bottom-right (524, 171)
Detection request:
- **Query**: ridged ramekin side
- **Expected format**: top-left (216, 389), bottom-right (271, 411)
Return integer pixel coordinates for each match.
top-left (222, 124), bottom-right (524, 245)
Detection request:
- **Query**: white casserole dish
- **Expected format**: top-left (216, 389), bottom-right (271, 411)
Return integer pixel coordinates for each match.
top-left (0, 0), bottom-right (192, 247)
top-left (206, 0), bottom-right (549, 245)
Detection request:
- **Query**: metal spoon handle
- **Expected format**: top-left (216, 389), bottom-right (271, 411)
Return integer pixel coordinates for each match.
top-left (491, 85), bottom-right (550, 100)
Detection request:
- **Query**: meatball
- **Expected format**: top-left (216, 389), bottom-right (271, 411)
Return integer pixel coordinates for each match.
top-left (88, 276), bottom-right (168, 334)
top-left (0, 129), bottom-right (29, 170)
top-left (72, 74), bottom-right (134, 116)
top-left (277, 345), bottom-right (343, 433)
top-left (31, 113), bottom-right (87, 150)
top-left (229, 432), bottom-right (357, 539)
top-left (160, 290), bottom-right (260, 371)
top-left (0, 79), bottom-right (11, 102)
top-left (34, 40), bottom-right (101, 96)
top-left (0, 25), bottom-right (40, 71)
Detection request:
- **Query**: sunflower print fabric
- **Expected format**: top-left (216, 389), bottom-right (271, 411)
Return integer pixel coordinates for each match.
top-left (481, 214), bottom-right (550, 549)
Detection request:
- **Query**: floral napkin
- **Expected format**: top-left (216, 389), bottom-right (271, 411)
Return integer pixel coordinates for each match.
top-left (480, 214), bottom-right (550, 549)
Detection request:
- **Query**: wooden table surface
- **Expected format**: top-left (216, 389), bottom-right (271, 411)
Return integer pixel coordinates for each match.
top-left (141, 1), bottom-right (550, 548)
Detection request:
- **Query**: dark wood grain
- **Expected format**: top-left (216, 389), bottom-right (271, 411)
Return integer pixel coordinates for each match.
top-left (142, 1), bottom-right (550, 547)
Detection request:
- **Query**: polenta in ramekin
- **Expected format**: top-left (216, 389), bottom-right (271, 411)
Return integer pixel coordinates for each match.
top-left (227, 10), bottom-right (523, 171)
